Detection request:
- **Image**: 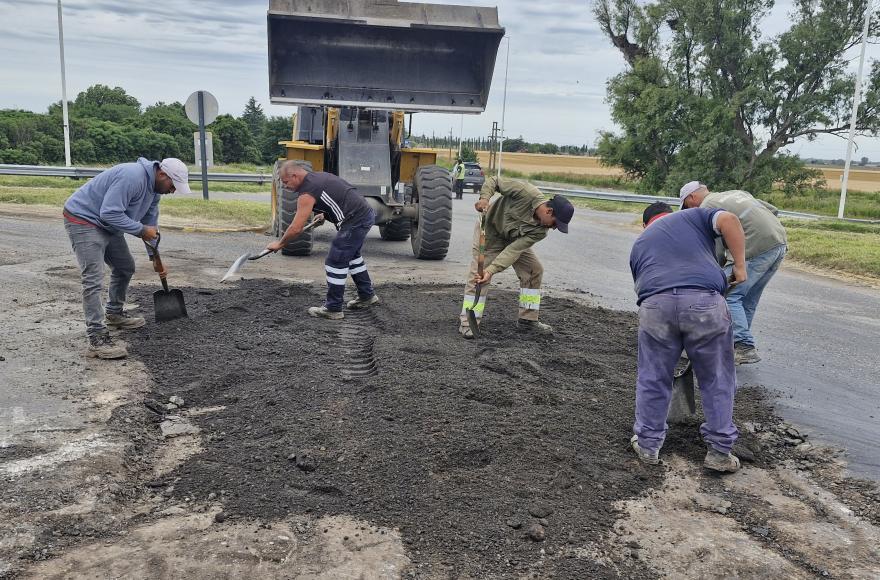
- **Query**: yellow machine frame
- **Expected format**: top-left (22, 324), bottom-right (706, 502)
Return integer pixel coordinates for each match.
top-left (271, 109), bottom-right (438, 224)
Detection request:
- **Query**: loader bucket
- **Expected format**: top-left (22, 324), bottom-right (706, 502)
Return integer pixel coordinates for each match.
top-left (267, 0), bottom-right (504, 113)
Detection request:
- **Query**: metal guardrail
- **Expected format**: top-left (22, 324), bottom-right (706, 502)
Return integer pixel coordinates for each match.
top-left (537, 185), bottom-right (880, 224)
top-left (0, 164), bottom-right (273, 184)
top-left (2, 164), bottom-right (877, 224)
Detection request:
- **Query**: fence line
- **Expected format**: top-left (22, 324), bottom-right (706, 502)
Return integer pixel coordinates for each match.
top-left (2, 164), bottom-right (876, 224)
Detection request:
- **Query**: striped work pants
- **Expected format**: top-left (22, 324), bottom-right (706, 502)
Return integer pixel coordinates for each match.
top-left (324, 209), bottom-right (375, 311)
top-left (459, 219), bottom-right (544, 327)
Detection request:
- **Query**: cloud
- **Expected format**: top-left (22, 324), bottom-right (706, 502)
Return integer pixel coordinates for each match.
top-left (1, 0), bottom-right (877, 158)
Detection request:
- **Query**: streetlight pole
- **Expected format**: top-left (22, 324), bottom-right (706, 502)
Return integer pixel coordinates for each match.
top-left (458, 114), bottom-right (464, 159)
top-left (839, 0), bottom-right (873, 219)
top-left (56, 0), bottom-right (71, 167)
top-left (497, 35), bottom-right (510, 179)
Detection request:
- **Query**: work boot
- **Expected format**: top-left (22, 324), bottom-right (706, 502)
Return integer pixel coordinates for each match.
top-left (516, 319), bottom-right (553, 335)
top-left (734, 342), bottom-right (761, 365)
top-left (105, 311), bottom-right (146, 330)
top-left (630, 435), bottom-right (660, 465)
top-left (86, 334), bottom-right (128, 360)
top-left (308, 306), bottom-right (344, 320)
top-left (704, 448), bottom-right (741, 473)
top-left (346, 294), bottom-right (380, 310)
top-left (458, 323), bottom-right (475, 339)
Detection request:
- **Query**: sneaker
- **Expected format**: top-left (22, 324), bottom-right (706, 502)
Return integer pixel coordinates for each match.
top-left (516, 319), bottom-right (553, 334)
top-left (458, 324), bottom-right (475, 339)
top-left (308, 306), bottom-right (344, 320)
top-left (346, 294), bottom-right (380, 310)
top-left (86, 334), bottom-right (128, 360)
top-left (105, 311), bottom-right (146, 330)
top-left (734, 343), bottom-right (761, 365)
top-left (704, 448), bottom-right (741, 473)
top-left (630, 435), bottom-right (660, 465)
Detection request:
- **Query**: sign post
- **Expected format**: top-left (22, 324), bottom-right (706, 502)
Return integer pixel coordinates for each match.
top-left (185, 90), bottom-right (219, 200)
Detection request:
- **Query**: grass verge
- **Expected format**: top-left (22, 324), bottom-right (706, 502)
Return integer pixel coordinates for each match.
top-left (781, 219), bottom-right (880, 279)
top-left (0, 174), bottom-right (271, 194)
top-left (0, 186), bottom-right (270, 227)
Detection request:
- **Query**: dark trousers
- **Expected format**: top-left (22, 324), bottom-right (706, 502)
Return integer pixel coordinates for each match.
top-left (324, 209), bottom-right (375, 311)
top-left (634, 289), bottom-right (739, 454)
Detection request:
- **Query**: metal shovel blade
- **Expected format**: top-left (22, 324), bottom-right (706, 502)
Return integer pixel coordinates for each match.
top-left (154, 288), bottom-right (188, 323)
top-left (668, 357), bottom-right (697, 423)
top-left (221, 253), bottom-right (251, 282)
top-left (465, 285), bottom-right (482, 339)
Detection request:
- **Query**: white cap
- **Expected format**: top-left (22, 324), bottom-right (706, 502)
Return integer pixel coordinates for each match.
top-left (678, 181), bottom-right (703, 205)
top-left (159, 158), bottom-right (191, 194)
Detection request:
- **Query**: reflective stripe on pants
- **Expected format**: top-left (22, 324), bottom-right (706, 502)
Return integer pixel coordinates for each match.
top-left (458, 218), bottom-right (544, 326)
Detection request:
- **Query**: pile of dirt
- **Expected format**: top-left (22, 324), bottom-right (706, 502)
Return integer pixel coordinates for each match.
top-left (128, 281), bottom-right (794, 578)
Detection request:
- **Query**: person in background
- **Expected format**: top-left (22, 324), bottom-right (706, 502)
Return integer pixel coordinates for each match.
top-left (679, 181), bottom-right (787, 364)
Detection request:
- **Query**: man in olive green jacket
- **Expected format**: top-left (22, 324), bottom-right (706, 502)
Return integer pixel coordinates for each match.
top-left (458, 176), bottom-right (574, 338)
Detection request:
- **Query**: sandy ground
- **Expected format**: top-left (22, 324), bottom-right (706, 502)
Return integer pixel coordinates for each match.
top-left (1, 209), bottom-right (879, 578)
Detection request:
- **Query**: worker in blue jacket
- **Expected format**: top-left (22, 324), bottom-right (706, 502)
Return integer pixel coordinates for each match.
top-left (63, 157), bottom-right (190, 359)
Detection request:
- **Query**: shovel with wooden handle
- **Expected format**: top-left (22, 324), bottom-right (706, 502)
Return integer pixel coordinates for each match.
top-left (144, 234), bottom-right (188, 323)
top-left (220, 216), bottom-right (324, 282)
top-left (465, 213), bottom-right (486, 338)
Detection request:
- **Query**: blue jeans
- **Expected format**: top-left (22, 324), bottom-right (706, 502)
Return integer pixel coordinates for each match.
top-left (324, 209), bottom-right (375, 311)
top-left (635, 289), bottom-right (738, 454)
top-left (724, 244), bottom-right (786, 347)
top-left (64, 220), bottom-right (136, 337)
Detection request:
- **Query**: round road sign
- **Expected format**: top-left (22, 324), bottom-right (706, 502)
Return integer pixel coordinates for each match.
top-left (185, 90), bottom-right (219, 125)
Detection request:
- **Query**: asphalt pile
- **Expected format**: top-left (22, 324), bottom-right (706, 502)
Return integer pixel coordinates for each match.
top-left (129, 281), bottom-right (784, 578)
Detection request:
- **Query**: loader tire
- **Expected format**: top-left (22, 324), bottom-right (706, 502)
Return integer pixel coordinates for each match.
top-left (379, 218), bottom-right (411, 241)
top-left (273, 160), bottom-right (314, 256)
top-left (410, 165), bottom-right (452, 260)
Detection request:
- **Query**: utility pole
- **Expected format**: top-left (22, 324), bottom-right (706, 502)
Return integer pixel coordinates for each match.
top-left (449, 127), bottom-right (454, 162)
top-left (840, 0), bottom-right (873, 219)
top-left (56, 0), bottom-right (71, 166)
top-left (488, 122), bottom-right (499, 174)
top-left (458, 114), bottom-right (464, 158)
top-left (497, 36), bottom-right (510, 178)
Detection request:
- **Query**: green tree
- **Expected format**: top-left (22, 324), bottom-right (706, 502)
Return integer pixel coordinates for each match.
top-left (210, 114), bottom-right (260, 163)
top-left (261, 115), bottom-right (294, 163)
top-left (138, 102), bottom-right (195, 162)
top-left (459, 144), bottom-right (478, 162)
top-left (502, 136), bottom-right (527, 152)
top-left (241, 97), bottom-right (267, 141)
top-left (70, 84), bottom-right (141, 123)
top-left (593, 0), bottom-right (877, 194)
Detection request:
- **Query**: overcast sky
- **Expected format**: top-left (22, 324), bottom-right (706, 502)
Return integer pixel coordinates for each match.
top-left (2, 0), bottom-right (879, 161)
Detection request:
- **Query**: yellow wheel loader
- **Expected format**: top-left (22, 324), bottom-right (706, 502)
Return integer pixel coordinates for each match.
top-left (267, 0), bottom-right (504, 259)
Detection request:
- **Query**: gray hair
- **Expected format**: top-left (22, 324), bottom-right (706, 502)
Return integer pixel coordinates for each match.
top-left (279, 159), bottom-right (311, 177)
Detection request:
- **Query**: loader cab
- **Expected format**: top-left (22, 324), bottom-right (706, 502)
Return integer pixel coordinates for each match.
top-left (267, 0), bottom-right (504, 260)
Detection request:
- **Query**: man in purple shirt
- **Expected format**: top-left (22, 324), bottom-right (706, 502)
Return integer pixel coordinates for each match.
top-left (628, 202), bottom-right (747, 473)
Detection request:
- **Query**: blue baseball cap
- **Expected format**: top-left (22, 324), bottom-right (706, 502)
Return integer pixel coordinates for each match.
top-left (549, 195), bottom-right (574, 233)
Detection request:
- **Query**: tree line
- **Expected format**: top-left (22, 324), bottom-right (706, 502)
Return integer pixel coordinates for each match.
top-left (0, 85), bottom-right (292, 166)
top-left (412, 134), bottom-right (594, 156)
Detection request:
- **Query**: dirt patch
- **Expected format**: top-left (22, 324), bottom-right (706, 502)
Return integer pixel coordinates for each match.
top-left (5, 280), bottom-right (877, 578)
top-left (119, 280), bottom-right (880, 579)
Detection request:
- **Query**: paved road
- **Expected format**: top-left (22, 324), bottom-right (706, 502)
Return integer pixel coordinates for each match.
top-left (1, 196), bottom-right (878, 480)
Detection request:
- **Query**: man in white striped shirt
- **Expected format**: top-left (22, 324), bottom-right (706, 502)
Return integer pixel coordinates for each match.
top-left (267, 161), bottom-right (379, 319)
